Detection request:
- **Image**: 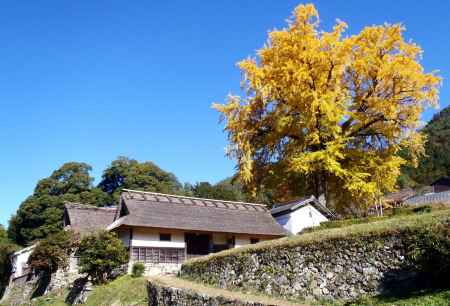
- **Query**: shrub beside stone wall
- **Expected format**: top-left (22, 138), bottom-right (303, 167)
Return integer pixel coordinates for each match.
top-left (180, 211), bottom-right (450, 303)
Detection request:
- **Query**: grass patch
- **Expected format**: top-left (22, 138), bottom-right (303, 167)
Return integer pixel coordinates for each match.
top-left (0, 276), bottom-right (148, 306)
top-left (27, 294), bottom-right (67, 306)
top-left (302, 203), bottom-right (450, 234)
top-left (84, 275), bottom-right (147, 306)
top-left (347, 288), bottom-right (450, 305)
top-left (184, 209), bottom-right (450, 266)
top-left (0, 288), bottom-right (67, 306)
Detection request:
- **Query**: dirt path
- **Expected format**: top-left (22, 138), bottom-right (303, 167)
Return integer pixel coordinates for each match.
top-left (149, 275), bottom-right (308, 306)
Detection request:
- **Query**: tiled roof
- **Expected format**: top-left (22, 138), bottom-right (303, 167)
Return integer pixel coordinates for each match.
top-left (122, 189), bottom-right (269, 212)
top-left (108, 189), bottom-right (287, 237)
top-left (270, 196), bottom-right (336, 219)
top-left (64, 202), bottom-right (117, 235)
top-left (431, 176), bottom-right (450, 186)
top-left (383, 188), bottom-right (416, 203)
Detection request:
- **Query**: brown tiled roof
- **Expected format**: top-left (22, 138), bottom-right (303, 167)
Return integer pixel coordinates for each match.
top-left (64, 202), bottom-right (117, 234)
top-left (384, 188), bottom-right (416, 203)
top-left (108, 189), bottom-right (287, 237)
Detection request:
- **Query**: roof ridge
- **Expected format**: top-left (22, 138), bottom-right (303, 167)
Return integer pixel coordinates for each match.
top-left (64, 202), bottom-right (117, 211)
top-left (270, 195), bottom-right (336, 219)
top-left (121, 189), bottom-right (267, 208)
top-left (272, 196), bottom-right (314, 208)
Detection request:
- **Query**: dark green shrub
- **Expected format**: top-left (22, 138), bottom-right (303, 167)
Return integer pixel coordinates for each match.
top-left (0, 226), bottom-right (17, 297)
top-left (28, 230), bottom-right (75, 274)
top-left (131, 262), bottom-right (145, 278)
top-left (406, 222), bottom-right (450, 287)
top-left (392, 207), bottom-right (415, 216)
top-left (412, 205), bottom-right (432, 214)
top-left (77, 230), bottom-right (128, 284)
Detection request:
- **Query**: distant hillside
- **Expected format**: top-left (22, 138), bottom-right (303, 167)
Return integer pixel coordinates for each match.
top-left (400, 105), bottom-right (450, 188)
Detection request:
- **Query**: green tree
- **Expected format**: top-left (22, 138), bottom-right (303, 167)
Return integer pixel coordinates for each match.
top-left (34, 162), bottom-right (93, 196)
top-left (186, 177), bottom-right (277, 206)
top-left (0, 225), bottom-right (17, 297)
top-left (187, 177), bottom-right (246, 201)
top-left (28, 231), bottom-right (75, 275)
top-left (400, 105), bottom-right (450, 188)
top-left (190, 181), bottom-right (240, 201)
top-left (77, 231), bottom-right (128, 284)
top-left (8, 162), bottom-right (111, 245)
top-left (99, 157), bottom-right (183, 203)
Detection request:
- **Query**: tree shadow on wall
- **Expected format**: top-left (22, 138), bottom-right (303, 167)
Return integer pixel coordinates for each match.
top-left (30, 272), bottom-right (51, 299)
top-left (343, 267), bottom-right (450, 305)
top-left (65, 276), bottom-right (89, 305)
top-left (373, 266), bottom-right (449, 301)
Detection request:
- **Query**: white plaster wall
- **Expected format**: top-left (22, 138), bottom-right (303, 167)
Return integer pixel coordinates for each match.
top-left (10, 246), bottom-right (35, 278)
top-left (234, 236), bottom-right (250, 248)
top-left (68, 255), bottom-right (80, 273)
top-left (275, 204), bottom-right (328, 234)
top-left (131, 228), bottom-right (185, 248)
top-left (117, 229), bottom-right (131, 247)
top-left (144, 263), bottom-right (181, 276)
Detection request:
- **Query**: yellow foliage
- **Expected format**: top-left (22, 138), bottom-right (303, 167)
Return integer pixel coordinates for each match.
top-left (213, 4), bottom-right (440, 210)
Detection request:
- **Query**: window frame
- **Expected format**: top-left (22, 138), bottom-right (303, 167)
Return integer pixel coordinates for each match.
top-left (131, 247), bottom-right (185, 264)
top-left (250, 238), bottom-right (260, 244)
top-left (159, 233), bottom-right (172, 241)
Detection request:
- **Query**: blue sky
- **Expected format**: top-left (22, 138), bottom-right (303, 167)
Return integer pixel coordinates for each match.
top-left (1, 1), bottom-right (449, 226)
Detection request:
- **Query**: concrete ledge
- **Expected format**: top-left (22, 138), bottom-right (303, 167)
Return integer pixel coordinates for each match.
top-left (147, 276), bottom-right (303, 306)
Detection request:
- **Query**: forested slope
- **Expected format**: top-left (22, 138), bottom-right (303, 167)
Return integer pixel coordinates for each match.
top-left (400, 105), bottom-right (450, 188)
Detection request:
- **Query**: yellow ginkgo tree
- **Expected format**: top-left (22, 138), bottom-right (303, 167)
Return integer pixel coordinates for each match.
top-left (214, 4), bottom-right (441, 212)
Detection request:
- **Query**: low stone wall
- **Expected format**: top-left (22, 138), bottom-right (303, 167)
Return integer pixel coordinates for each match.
top-left (180, 230), bottom-right (424, 301)
top-left (136, 262), bottom-right (181, 276)
top-left (148, 280), bottom-right (273, 306)
top-left (0, 268), bottom-right (85, 305)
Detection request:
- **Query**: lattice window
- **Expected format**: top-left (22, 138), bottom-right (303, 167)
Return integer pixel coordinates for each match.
top-left (131, 247), bottom-right (185, 264)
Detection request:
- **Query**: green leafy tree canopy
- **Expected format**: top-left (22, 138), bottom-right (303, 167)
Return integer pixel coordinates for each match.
top-left (99, 157), bottom-right (183, 203)
top-left (400, 105), bottom-right (450, 188)
top-left (28, 230), bottom-right (76, 275)
top-left (8, 162), bottom-right (111, 246)
top-left (0, 225), bottom-right (17, 296)
top-left (77, 231), bottom-right (128, 284)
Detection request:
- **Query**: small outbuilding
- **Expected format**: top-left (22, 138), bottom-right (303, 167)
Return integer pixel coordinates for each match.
top-left (9, 244), bottom-right (36, 284)
top-left (431, 176), bottom-right (450, 193)
top-left (383, 187), bottom-right (417, 208)
top-left (271, 196), bottom-right (336, 235)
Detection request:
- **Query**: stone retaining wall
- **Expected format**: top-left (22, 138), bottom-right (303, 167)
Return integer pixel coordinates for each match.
top-left (147, 280), bottom-right (272, 306)
top-left (180, 232), bottom-right (420, 301)
top-left (0, 267), bottom-right (86, 306)
top-left (130, 262), bottom-right (181, 276)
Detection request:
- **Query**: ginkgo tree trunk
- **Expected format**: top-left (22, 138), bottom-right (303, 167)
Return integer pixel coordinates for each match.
top-left (214, 4), bottom-right (440, 213)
